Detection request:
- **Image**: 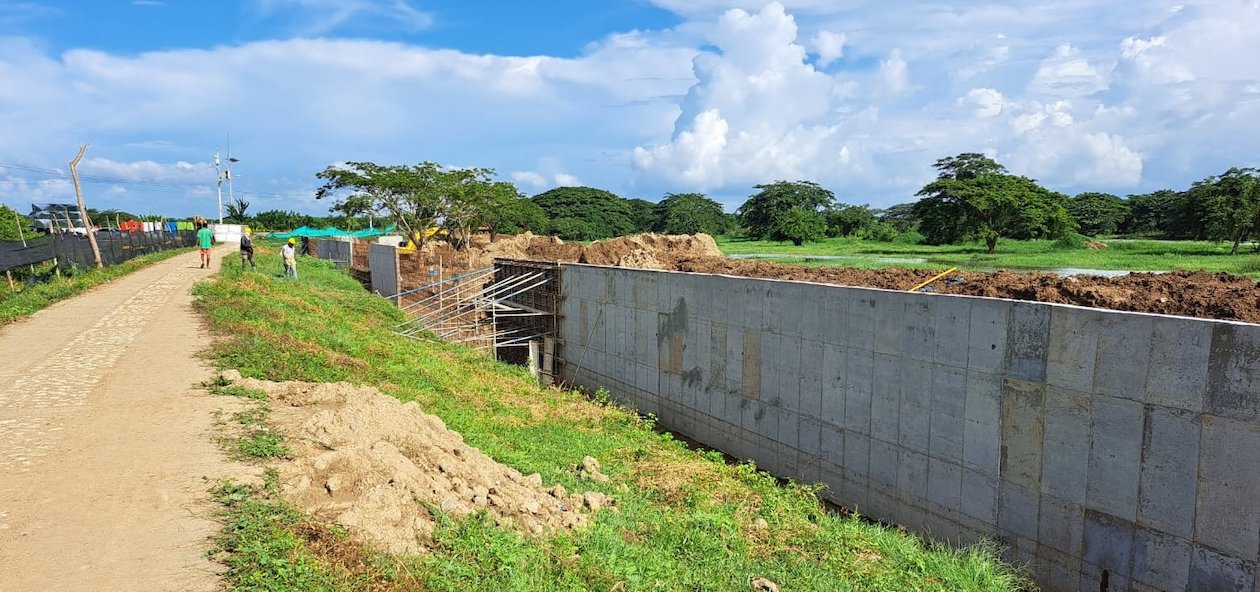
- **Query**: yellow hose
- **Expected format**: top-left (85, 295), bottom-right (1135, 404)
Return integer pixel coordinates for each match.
top-left (908, 267), bottom-right (958, 292)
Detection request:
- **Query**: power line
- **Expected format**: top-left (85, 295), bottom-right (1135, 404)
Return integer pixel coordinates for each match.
top-left (0, 159), bottom-right (321, 200)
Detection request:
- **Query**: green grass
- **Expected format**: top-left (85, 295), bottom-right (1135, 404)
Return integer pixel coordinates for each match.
top-left (0, 247), bottom-right (195, 326)
top-left (716, 236), bottom-right (1260, 278)
top-left (194, 251), bottom-right (1030, 592)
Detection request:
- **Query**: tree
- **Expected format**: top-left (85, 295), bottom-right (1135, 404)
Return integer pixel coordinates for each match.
top-left (777, 207), bottom-right (827, 246)
top-left (653, 193), bottom-right (731, 235)
top-left (625, 198), bottom-right (658, 233)
top-left (878, 202), bottom-right (920, 232)
top-left (1183, 168), bottom-right (1260, 254)
top-left (483, 187), bottom-right (547, 241)
top-left (1067, 192), bottom-right (1129, 236)
top-left (913, 153), bottom-right (1075, 253)
top-left (736, 180), bottom-right (834, 244)
top-left (826, 204), bottom-right (878, 237)
top-left (316, 161), bottom-right (447, 247)
top-left (1121, 190), bottom-right (1187, 237)
top-left (531, 187), bottom-right (635, 239)
top-left (548, 217), bottom-right (598, 241)
top-left (0, 204), bottom-right (31, 242)
top-left (224, 198), bottom-right (252, 224)
top-left (253, 210), bottom-right (315, 231)
top-left (435, 167), bottom-right (498, 250)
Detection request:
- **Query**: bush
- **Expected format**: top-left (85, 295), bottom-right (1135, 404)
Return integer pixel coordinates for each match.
top-left (547, 218), bottom-right (597, 241)
top-left (893, 230), bottom-right (926, 245)
top-left (857, 221), bottom-right (899, 242)
top-left (1053, 232), bottom-right (1088, 249)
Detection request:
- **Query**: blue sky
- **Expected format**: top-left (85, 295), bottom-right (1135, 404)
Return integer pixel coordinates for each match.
top-left (1, 0), bottom-right (1258, 219)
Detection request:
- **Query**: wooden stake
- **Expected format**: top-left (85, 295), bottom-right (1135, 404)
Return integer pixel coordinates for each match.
top-left (68, 144), bottom-right (103, 269)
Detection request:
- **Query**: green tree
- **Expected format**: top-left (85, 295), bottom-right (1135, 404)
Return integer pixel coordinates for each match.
top-left (483, 188), bottom-right (548, 241)
top-left (1183, 167), bottom-right (1260, 254)
top-left (1067, 192), bottom-right (1129, 236)
top-left (548, 217), bottom-right (598, 241)
top-left (1121, 190), bottom-right (1187, 237)
top-left (252, 210), bottom-right (315, 231)
top-left (653, 193), bottom-right (731, 235)
top-left (625, 198), bottom-right (658, 233)
top-left (531, 187), bottom-right (635, 239)
top-left (316, 161), bottom-right (448, 246)
top-left (0, 204), bottom-right (32, 242)
top-left (776, 207), bottom-right (827, 246)
top-left (826, 204), bottom-right (878, 237)
top-left (736, 180), bottom-right (834, 244)
top-left (878, 203), bottom-right (920, 232)
top-left (224, 198), bottom-right (252, 224)
top-left (913, 153), bottom-right (1075, 253)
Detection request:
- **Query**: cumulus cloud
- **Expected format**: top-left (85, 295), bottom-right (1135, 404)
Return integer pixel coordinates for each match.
top-left (962, 88), bottom-right (1005, 117)
top-left (811, 30), bottom-right (845, 67)
top-left (511, 171), bottom-right (547, 189)
top-left (554, 173), bottom-right (582, 187)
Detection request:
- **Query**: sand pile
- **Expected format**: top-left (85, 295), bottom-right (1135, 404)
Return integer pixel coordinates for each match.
top-left (580, 233), bottom-right (723, 269)
top-left (222, 372), bottom-right (614, 555)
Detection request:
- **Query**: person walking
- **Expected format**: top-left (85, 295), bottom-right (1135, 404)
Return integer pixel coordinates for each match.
top-left (281, 237), bottom-right (298, 279)
top-left (239, 228), bottom-right (256, 270)
top-left (196, 222), bottom-right (214, 269)
top-left (299, 235), bottom-right (311, 257)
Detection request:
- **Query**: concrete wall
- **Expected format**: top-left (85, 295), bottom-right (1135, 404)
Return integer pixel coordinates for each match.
top-left (368, 243), bottom-right (400, 302)
top-left (557, 264), bottom-right (1260, 592)
top-left (313, 239), bottom-right (352, 268)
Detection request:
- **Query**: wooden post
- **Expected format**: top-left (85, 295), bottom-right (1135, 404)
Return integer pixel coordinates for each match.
top-left (5, 269), bottom-right (14, 292)
top-left (14, 208), bottom-right (26, 247)
top-left (542, 337), bottom-right (556, 386)
top-left (528, 340), bottom-right (541, 382)
top-left (68, 144), bottom-right (103, 268)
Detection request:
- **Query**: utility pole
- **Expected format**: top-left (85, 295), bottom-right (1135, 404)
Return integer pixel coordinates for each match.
top-left (213, 147), bottom-right (240, 225)
top-left (68, 144), bottom-right (103, 269)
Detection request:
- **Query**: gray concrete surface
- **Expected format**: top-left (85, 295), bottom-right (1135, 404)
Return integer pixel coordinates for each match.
top-left (312, 238), bottom-right (352, 268)
top-left (557, 263), bottom-right (1260, 592)
top-left (367, 243), bottom-right (399, 302)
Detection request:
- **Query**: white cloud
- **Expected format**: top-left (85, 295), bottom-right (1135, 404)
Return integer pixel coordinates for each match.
top-left (1029, 43), bottom-right (1109, 98)
top-left (511, 171), bottom-right (547, 189)
top-left (880, 49), bottom-right (909, 95)
top-left (252, 0), bottom-right (434, 35)
top-left (554, 173), bottom-right (582, 187)
top-left (962, 88), bottom-right (1005, 117)
top-left (811, 30), bottom-right (845, 67)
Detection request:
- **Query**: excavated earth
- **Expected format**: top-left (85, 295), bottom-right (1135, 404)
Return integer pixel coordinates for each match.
top-left (223, 372), bottom-right (614, 555)
top-left (386, 233), bottom-right (1260, 323)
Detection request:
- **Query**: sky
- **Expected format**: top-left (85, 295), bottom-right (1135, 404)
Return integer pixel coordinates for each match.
top-left (0, 0), bottom-right (1258, 219)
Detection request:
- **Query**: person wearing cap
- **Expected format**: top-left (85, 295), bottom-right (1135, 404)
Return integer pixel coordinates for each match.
top-left (239, 228), bottom-right (256, 270)
top-left (281, 237), bottom-right (298, 279)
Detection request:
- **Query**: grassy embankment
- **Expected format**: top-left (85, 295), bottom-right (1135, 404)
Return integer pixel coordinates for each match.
top-left (195, 252), bottom-right (1030, 592)
top-left (0, 247), bottom-right (194, 327)
top-left (717, 236), bottom-right (1260, 278)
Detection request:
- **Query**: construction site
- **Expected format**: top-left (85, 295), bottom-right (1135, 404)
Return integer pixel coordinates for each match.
top-left (308, 232), bottom-right (1260, 592)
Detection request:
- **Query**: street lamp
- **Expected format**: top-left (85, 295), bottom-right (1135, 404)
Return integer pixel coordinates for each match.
top-left (213, 151), bottom-right (240, 224)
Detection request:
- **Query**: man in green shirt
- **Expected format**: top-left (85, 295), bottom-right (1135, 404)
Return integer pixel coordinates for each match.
top-left (196, 222), bottom-right (214, 269)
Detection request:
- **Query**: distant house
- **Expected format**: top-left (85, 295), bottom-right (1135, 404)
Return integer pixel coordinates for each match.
top-left (30, 204), bottom-right (88, 233)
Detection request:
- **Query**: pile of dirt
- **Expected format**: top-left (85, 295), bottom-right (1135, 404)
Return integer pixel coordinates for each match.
top-left (222, 373), bottom-right (614, 555)
top-left (670, 258), bottom-right (1260, 323)
top-left (579, 233), bottom-right (724, 269)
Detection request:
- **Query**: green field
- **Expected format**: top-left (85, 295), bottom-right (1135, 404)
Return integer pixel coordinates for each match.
top-left (716, 237), bottom-right (1260, 278)
top-left (195, 251), bottom-right (1028, 592)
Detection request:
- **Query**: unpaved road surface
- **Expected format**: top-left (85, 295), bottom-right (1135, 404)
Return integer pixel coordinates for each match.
top-left (0, 249), bottom-right (244, 592)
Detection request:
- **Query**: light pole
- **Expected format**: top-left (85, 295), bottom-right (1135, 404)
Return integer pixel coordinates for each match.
top-left (213, 150), bottom-right (240, 225)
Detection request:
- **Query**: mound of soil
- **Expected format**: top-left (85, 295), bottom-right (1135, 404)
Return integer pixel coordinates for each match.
top-left (580, 233), bottom-right (724, 269)
top-left (671, 258), bottom-right (1260, 323)
top-left (224, 373), bottom-right (613, 555)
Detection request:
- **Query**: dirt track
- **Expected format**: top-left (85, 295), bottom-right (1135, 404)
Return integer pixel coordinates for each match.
top-left (0, 248), bottom-right (246, 592)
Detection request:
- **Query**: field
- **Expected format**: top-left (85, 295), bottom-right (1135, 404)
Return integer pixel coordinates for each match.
top-left (716, 237), bottom-right (1260, 278)
top-left (195, 251), bottom-right (1028, 592)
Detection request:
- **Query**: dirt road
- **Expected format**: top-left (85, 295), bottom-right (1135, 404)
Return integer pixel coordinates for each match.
top-left (0, 249), bottom-right (245, 592)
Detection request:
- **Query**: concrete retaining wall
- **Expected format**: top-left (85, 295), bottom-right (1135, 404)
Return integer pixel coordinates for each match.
top-left (312, 239), bottom-right (352, 268)
top-left (557, 263), bottom-right (1260, 592)
top-left (368, 243), bottom-right (400, 302)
